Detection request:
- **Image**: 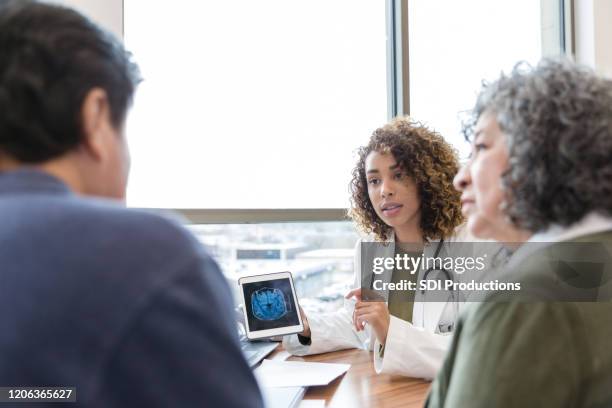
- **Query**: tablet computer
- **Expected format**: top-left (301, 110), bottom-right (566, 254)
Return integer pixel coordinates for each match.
top-left (238, 271), bottom-right (304, 340)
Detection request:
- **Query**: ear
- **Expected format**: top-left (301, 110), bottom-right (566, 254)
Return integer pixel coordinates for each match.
top-left (80, 87), bottom-right (113, 162)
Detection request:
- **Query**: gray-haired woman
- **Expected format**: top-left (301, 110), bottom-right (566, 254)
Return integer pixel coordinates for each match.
top-left (426, 58), bottom-right (612, 407)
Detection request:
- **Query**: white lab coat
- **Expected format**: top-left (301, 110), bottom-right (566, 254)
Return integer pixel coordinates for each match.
top-left (283, 231), bottom-right (470, 380)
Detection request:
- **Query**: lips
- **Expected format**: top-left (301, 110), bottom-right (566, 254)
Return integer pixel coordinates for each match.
top-left (460, 197), bottom-right (475, 214)
top-left (381, 202), bottom-right (403, 217)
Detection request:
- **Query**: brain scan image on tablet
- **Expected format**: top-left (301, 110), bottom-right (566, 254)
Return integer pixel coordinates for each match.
top-left (241, 275), bottom-right (301, 334)
top-left (251, 287), bottom-right (288, 321)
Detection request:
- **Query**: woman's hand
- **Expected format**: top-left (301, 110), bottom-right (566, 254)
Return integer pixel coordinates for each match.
top-left (346, 288), bottom-right (391, 345)
top-left (354, 301), bottom-right (391, 345)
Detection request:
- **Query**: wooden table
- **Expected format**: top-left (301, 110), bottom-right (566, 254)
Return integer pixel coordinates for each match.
top-left (268, 347), bottom-right (431, 408)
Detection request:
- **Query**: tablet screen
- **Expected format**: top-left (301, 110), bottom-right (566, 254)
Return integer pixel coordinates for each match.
top-left (242, 277), bottom-right (300, 332)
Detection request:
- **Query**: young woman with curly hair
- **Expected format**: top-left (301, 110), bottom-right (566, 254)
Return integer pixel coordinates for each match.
top-left (350, 117), bottom-right (463, 243)
top-left (283, 117), bottom-right (466, 380)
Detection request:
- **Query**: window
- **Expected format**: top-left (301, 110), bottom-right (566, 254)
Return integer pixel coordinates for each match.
top-left (408, 0), bottom-right (563, 158)
top-left (123, 0), bottom-right (388, 209)
top-left (189, 222), bottom-right (358, 312)
top-left (123, 1), bottom-right (565, 305)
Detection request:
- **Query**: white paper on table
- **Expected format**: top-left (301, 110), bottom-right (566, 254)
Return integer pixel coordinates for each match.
top-left (271, 350), bottom-right (292, 361)
top-left (254, 359), bottom-right (350, 387)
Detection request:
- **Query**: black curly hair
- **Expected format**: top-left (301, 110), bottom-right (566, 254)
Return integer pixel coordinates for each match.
top-left (349, 117), bottom-right (464, 242)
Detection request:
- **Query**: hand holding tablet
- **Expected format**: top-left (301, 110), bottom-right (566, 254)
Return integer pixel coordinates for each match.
top-left (238, 272), bottom-right (304, 340)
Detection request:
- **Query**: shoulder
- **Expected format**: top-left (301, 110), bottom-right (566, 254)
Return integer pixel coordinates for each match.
top-left (75, 197), bottom-right (192, 240)
top-left (353, 232), bottom-right (393, 253)
top-left (463, 301), bottom-right (579, 341)
top-left (355, 231), bottom-right (393, 244)
top-left (55, 196), bottom-right (210, 271)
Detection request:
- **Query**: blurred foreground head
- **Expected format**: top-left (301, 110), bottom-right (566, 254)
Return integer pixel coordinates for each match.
top-left (0, 0), bottom-right (140, 199)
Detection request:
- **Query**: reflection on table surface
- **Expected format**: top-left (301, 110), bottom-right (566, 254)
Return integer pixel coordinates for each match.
top-left (267, 346), bottom-right (430, 408)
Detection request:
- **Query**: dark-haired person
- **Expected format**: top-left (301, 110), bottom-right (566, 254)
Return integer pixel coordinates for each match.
top-left (284, 117), bottom-right (468, 380)
top-left (426, 59), bottom-right (612, 407)
top-left (0, 2), bottom-right (262, 407)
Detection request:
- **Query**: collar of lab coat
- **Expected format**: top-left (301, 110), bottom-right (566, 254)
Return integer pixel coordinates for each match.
top-left (368, 230), bottom-right (440, 249)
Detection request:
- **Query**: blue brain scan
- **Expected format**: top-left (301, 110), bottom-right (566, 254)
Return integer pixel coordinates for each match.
top-left (251, 287), bottom-right (288, 321)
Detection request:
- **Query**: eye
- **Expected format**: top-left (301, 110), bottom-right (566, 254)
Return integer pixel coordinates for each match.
top-left (470, 143), bottom-right (487, 158)
top-left (474, 143), bottom-right (487, 152)
top-left (393, 172), bottom-right (404, 180)
top-left (368, 178), bottom-right (380, 185)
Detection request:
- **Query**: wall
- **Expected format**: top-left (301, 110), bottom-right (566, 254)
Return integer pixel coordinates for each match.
top-left (45, 0), bottom-right (123, 40)
top-left (592, 0), bottom-right (612, 77)
top-left (574, 0), bottom-right (612, 77)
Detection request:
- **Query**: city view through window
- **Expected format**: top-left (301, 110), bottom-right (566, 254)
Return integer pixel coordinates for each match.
top-left (188, 222), bottom-right (359, 314)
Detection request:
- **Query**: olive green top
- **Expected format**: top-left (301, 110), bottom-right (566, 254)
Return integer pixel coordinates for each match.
top-left (426, 231), bottom-right (612, 408)
top-left (388, 250), bottom-right (421, 323)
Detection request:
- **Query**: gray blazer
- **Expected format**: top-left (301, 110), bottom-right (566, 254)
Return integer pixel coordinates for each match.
top-left (0, 169), bottom-right (263, 408)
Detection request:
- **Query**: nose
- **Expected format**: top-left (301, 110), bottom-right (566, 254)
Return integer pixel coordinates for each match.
top-left (453, 161), bottom-right (471, 192)
top-left (380, 179), bottom-right (394, 198)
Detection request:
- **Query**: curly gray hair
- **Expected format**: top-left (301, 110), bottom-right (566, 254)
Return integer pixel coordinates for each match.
top-left (463, 58), bottom-right (612, 232)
